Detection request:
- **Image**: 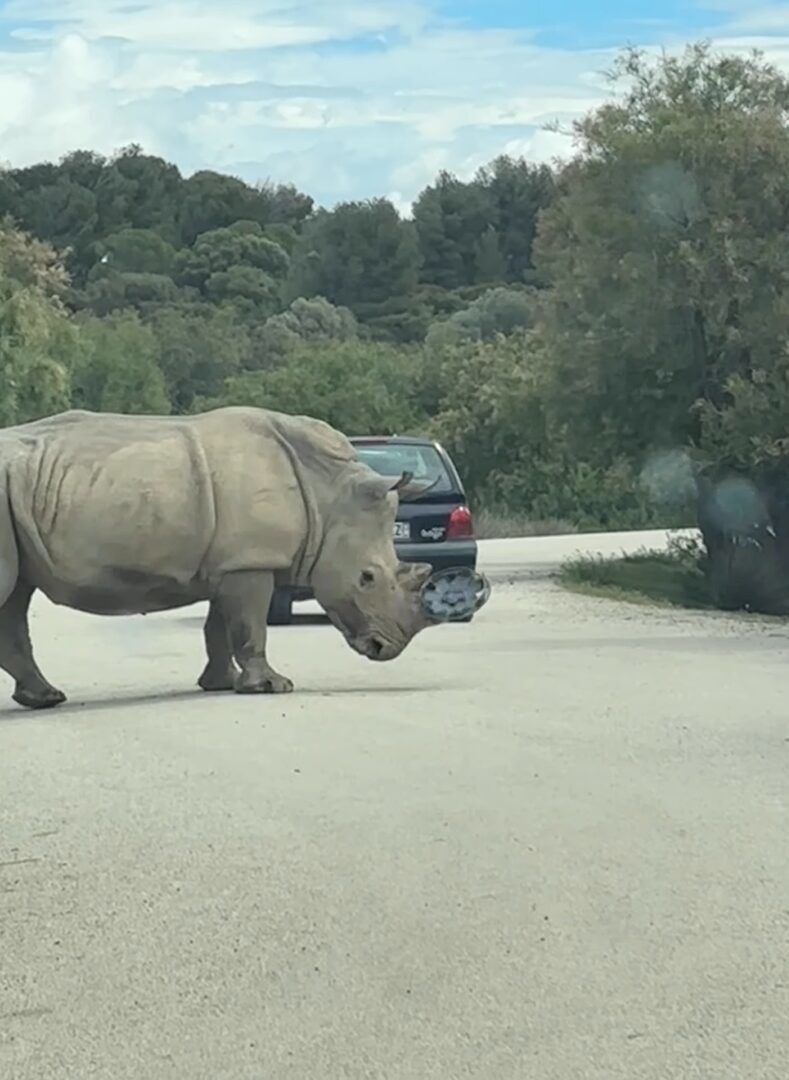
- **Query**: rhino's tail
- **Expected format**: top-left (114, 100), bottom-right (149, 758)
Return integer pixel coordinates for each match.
top-left (0, 470), bottom-right (20, 609)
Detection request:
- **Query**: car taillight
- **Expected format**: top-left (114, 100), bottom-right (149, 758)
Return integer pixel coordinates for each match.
top-left (447, 505), bottom-right (473, 540)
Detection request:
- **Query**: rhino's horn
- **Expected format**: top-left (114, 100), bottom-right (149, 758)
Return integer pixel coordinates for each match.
top-left (388, 471), bottom-right (414, 491)
top-left (358, 470), bottom-right (438, 503)
top-left (388, 471), bottom-right (439, 502)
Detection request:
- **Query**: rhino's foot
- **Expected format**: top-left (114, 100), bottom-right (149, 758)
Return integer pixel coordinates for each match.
top-left (13, 684), bottom-right (67, 710)
top-left (235, 667), bottom-right (294, 695)
top-left (198, 664), bottom-right (238, 693)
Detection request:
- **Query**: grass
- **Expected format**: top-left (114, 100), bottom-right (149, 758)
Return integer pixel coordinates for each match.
top-left (472, 505), bottom-right (690, 541)
top-left (474, 507), bottom-right (578, 540)
top-left (559, 536), bottom-right (715, 610)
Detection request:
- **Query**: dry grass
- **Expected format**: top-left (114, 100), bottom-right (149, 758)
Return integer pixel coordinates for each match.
top-left (473, 507), bottom-right (578, 540)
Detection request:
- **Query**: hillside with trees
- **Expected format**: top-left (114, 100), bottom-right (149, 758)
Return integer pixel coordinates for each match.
top-left (3, 43), bottom-right (789, 563)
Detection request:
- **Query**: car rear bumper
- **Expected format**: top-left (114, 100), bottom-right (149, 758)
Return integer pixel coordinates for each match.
top-left (284, 540), bottom-right (478, 603)
top-left (395, 538), bottom-right (478, 570)
top-left (289, 585), bottom-right (317, 603)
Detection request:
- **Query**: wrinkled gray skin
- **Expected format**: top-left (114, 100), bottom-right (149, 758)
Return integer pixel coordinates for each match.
top-left (0, 406), bottom-right (436, 709)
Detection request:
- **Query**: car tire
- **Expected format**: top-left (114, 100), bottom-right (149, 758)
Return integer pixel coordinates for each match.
top-left (267, 589), bottom-right (293, 626)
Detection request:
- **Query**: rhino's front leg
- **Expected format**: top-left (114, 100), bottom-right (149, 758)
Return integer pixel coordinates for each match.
top-left (197, 601), bottom-right (238, 692)
top-left (0, 581), bottom-right (66, 709)
top-left (215, 570), bottom-right (293, 694)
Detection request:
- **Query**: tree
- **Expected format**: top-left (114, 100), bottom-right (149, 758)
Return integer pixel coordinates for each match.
top-left (147, 306), bottom-right (248, 413)
top-left (425, 286), bottom-right (532, 351)
top-left (0, 285), bottom-right (77, 425)
top-left (0, 225), bottom-right (80, 425)
top-left (77, 271), bottom-right (183, 317)
top-left (474, 227), bottom-right (507, 283)
top-left (259, 182), bottom-right (314, 226)
top-left (286, 199), bottom-right (421, 312)
top-left (204, 340), bottom-right (425, 436)
top-left (252, 296), bottom-right (357, 367)
top-left (97, 228), bottom-right (177, 275)
top-left (15, 180), bottom-right (99, 271)
top-left (0, 220), bottom-right (71, 295)
top-left (6, 162), bottom-right (59, 196)
top-left (0, 171), bottom-right (19, 219)
top-left (176, 171), bottom-right (272, 246)
top-left (412, 157), bottom-right (555, 292)
top-left (532, 43), bottom-right (789, 471)
top-left (429, 333), bottom-right (660, 526)
top-left (58, 150), bottom-right (107, 192)
top-left (176, 221), bottom-right (289, 291)
top-left (476, 156), bottom-right (555, 283)
top-left (99, 146), bottom-right (183, 241)
top-left (2, 147), bottom-right (186, 282)
top-left (72, 311), bottom-right (170, 414)
top-left (263, 222), bottom-right (300, 254)
top-left (271, 294), bottom-right (356, 340)
top-left (204, 266), bottom-right (281, 315)
top-left (412, 172), bottom-right (491, 290)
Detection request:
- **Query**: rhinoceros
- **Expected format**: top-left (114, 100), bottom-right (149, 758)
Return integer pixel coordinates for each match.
top-left (0, 406), bottom-right (439, 709)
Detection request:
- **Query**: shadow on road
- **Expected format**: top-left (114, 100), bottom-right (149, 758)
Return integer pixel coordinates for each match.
top-left (0, 682), bottom-right (448, 720)
top-left (178, 614), bottom-right (330, 628)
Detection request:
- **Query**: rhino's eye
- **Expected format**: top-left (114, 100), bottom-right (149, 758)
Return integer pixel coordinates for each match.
top-left (360, 570), bottom-right (375, 586)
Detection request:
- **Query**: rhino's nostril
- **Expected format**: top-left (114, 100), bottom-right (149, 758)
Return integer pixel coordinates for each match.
top-left (368, 637), bottom-right (385, 659)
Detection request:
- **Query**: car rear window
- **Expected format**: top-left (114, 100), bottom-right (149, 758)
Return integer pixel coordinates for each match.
top-left (355, 443), bottom-right (455, 495)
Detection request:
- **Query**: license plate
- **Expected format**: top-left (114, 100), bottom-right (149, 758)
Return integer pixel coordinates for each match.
top-left (393, 521), bottom-right (410, 540)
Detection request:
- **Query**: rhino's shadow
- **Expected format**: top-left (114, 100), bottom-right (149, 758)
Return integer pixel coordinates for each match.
top-left (0, 683), bottom-right (445, 719)
top-left (179, 613), bottom-right (330, 628)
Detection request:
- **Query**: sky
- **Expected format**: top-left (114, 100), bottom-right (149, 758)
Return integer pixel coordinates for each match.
top-left (0, 1), bottom-right (787, 212)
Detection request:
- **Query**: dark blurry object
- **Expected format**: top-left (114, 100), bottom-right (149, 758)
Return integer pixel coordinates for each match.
top-left (696, 470), bottom-right (789, 614)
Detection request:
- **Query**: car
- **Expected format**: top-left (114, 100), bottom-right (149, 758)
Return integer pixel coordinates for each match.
top-left (267, 434), bottom-right (478, 625)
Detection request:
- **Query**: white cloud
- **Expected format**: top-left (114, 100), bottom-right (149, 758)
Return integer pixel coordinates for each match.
top-left (0, 1), bottom-right (789, 210)
top-left (705, 3), bottom-right (789, 33)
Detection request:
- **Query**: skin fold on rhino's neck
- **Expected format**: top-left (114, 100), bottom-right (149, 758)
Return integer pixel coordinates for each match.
top-left (301, 464), bottom-right (369, 586)
top-left (267, 418), bottom-right (359, 587)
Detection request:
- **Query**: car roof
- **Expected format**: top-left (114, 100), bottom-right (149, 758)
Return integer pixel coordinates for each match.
top-left (349, 435), bottom-right (436, 447)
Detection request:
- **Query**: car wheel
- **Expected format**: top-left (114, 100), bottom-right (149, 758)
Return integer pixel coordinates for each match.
top-left (267, 590), bottom-right (293, 626)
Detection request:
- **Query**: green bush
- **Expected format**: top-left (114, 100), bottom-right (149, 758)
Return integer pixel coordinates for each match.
top-left (201, 339), bottom-right (426, 436)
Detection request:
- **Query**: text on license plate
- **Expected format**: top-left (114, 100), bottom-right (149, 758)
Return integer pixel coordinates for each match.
top-left (393, 521), bottom-right (410, 540)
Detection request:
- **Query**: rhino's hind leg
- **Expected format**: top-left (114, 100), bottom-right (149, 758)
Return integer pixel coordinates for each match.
top-left (0, 581), bottom-right (66, 710)
top-left (215, 571), bottom-right (293, 695)
top-left (198, 601), bottom-right (238, 692)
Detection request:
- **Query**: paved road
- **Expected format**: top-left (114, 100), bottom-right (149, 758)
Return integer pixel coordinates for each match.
top-left (2, 533), bottom-right (788, 1079)
top-left (472, 527), bottom-right (696, 581)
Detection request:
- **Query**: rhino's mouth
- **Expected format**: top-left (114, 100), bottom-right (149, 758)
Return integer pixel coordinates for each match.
top-left (351, 633), bottom-right (404, 662)
top-left (325, 608), bottom-right (400, 662)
